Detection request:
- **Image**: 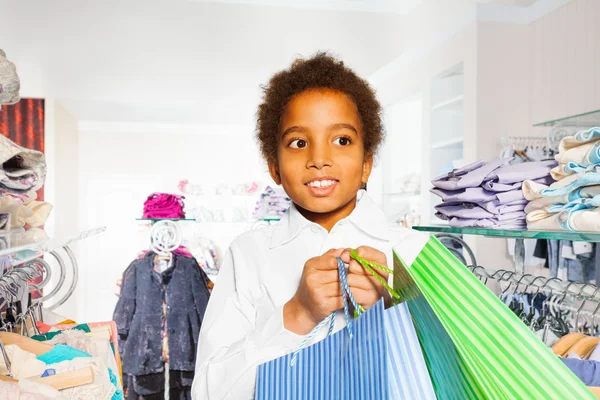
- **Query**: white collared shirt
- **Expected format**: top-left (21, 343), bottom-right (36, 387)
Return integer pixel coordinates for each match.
top-left (191, 190), bottom-right (427, 400)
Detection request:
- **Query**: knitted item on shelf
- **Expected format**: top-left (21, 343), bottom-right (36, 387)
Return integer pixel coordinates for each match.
top-left (142, 193), bottom-right (185, 219)
top-left (0, 49), bottom-right (20, 105)
top-left (0, 135), bottom-right (46, 194)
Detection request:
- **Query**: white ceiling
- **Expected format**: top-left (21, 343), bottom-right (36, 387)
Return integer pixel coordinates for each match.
top-left (193, 0), bottom-right (422, 14)
top-left (1, 0), bottom-right (547, 126)
top-left (478, 0), bottom-right (539, 6)
top-left (1, 0), bottom-right (406, 125)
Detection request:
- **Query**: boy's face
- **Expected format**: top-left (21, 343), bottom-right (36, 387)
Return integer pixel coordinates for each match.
top-left (269, 89), bottom-right (373, 219)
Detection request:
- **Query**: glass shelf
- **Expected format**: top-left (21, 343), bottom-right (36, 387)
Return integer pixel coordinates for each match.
top-left (412, 225), bottom-right (600, 243)
top-left (533, 109), bottom-right (600, 127)
top-left (0, 227), bottom-right (106, 268)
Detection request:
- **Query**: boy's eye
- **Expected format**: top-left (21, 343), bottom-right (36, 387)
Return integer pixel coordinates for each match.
top-left (334, 137), bottom-right (351, 146)
top-left (289, 139), bottom-right (307, 149)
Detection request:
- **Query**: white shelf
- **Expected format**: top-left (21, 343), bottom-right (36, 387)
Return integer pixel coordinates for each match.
top-left (0, 227), bottom-right (106, 269)
top-left (431, 95), bottom-right (464, 112)
top-left (431, 137), bottom-right (464, 149)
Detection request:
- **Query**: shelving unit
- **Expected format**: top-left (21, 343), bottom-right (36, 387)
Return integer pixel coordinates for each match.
top-left (431, 137), bottom-right (464, 150)
top-left (429, 64), bottom-right (465, 224)
top-left (431, 94), bottom-right (464, 112)
top-left (430, 65), bottom-right (465, 177)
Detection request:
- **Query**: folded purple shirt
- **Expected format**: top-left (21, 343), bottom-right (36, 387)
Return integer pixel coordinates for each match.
top-left (474, 199), bottom-right (527, 214)
top-left (484, 160), bottom-right (558, 184)
top-left (435, 199), bottom-right (527, 218)
top-left (431, 159), bottom-right (511, 191)
top-left (435, 204), bottom-right (495, 219)
top-left (430, 187), bottom-right (525, 204)
top-left (482, 175), bottom-right (554, 192)
top-left (435, 212), bottom-right (526, 229)
top-left (448, 217), bottom-right (527, 229)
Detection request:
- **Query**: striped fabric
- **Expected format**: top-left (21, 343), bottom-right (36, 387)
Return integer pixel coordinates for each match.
top-left (394, 236), bottom-right (596, 400)
top-left (256, 301), bottom-right (436, 400)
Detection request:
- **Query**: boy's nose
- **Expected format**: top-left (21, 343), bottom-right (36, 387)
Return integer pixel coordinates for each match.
top-left (306, 146), bottom-right (333, 169)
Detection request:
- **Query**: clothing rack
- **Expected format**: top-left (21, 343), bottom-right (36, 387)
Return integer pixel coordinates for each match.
top-left (468, 265), bottom-right (600, 303)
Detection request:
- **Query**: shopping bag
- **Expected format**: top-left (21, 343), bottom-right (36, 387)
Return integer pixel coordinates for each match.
top-left (255, 257), bottom-right (436, 400)
top-left (393, 236), bottom-right (595, 400)
top-left (255, 300), bottom-right (436, 400)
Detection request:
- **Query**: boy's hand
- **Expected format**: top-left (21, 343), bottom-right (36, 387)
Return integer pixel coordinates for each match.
top-left (284, 249), bottom-right (344, 335)
top-left (340, 246), bottom-right (391, 309)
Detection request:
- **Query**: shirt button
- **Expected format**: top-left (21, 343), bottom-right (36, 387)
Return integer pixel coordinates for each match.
top-left (311, 226), bottom-right (319, 233)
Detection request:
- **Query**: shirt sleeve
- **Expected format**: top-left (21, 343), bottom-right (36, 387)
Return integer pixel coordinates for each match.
top-left (191, 241), bottom-right (305, 400)
top-left (113, 261), bottom-right (137, 339)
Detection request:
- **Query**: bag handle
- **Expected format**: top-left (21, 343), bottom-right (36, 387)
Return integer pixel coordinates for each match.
top-left (290, 257), bottom-right (358, 366)
top-left (349, 249), bottom-right (400, 301)
top-left (289, 251), bottom-right (396, 366)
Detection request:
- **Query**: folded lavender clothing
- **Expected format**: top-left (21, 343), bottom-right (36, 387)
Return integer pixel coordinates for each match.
top-left (430, 187), bottom-right (525, 204)
top-left (431, 159), bottom-right (510, 190)
top-left (484, 160), bottom-right (558, 184)
top-left (435, 212), bottom-right (526, 229)
top-left (439, 199), bottom-right (527, 215)
top-left (482, 175), bottom-right (554, 193)
top-left (435, 200), bottom-right (527, 219)
top-left (432, 158), bottom-right (556, 191)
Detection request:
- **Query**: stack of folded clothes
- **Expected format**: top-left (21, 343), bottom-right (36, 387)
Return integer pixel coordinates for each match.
top-left (253, 186), bottom-right (291, 219)
top-left (524, 127), bottom-right (600, 232)
top-left (431, 158), bottom-right (557, 229)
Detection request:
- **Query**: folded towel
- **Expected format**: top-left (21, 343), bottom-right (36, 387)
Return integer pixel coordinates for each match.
top-left (540, 172), bottom-right (600, 197)
top-left (527, 206), bottom-right (600, 232)
top-left (558, 127), bottom-right (600, 153)
top-left (555, 140), bottom-right (600, 166)
top-left (522, 180), bottom-right (600, 213)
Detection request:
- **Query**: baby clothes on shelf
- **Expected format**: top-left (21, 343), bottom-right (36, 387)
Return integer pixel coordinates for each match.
top-left (253, 186), bottom-right (291, 219)
top-left (431, 158), bottom-right (556, 229)
top-left (523, 127), bottom-right (600, 233)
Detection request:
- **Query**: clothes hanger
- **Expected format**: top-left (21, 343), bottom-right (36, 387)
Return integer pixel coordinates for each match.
top-left (0, 331), bottom-right (53, 356)
top-left (523, 276), bottom-right (546, 325)
top-left (0, 366), bottom-right (95, 390)
top-left (575, 286), bottom-right (599, 335)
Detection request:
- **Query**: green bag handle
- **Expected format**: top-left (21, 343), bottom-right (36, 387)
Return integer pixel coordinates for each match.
top-left (350, 249), bottom-right (401, 315)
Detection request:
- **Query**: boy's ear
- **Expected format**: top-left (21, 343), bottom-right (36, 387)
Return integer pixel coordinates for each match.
top-left (361, 153), bottom-right (374, 185)
top-left (268, 161), bottom-right (282, 185)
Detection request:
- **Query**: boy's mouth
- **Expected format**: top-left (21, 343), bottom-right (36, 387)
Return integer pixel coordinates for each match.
top-left (304, 177), bottom-right (338, 196)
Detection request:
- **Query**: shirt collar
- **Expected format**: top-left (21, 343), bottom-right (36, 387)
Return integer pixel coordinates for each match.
top-left (269, 190), bottom-right (390, 249)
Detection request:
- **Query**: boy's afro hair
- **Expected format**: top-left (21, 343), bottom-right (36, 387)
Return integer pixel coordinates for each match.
top-left (256, 52), bottom-right (384, 165)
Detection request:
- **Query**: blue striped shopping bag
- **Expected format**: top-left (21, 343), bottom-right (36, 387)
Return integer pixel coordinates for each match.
top-left (255, 257), bottom-right (436, 400)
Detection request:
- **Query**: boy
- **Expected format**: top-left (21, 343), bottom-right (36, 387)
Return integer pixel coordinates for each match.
top-left (192, 53), bottom-right (425, 399)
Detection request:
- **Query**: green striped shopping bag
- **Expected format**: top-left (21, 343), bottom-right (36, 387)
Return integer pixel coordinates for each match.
top-left (391, 235), bottom-right (594, 399)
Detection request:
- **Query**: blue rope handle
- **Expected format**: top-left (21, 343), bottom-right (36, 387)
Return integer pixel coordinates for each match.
top-left (290, 257), bottom-right (360, 366)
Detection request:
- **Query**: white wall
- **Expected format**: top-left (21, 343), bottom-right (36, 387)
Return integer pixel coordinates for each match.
top-left (370, 0), bottom-right (600, 275)
top-left (73, 122), bottom-right (272, 321)
top-left (529, 0), bottom-right (600, 125)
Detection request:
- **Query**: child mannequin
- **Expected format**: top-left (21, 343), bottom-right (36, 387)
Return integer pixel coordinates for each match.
top-left (191, 53), bottom-right (425, 400)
